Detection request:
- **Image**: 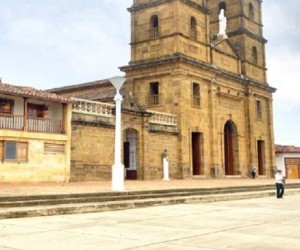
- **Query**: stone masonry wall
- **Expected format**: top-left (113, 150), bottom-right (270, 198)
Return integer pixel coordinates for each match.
top-left (70, 110), bottom-right (180, 182)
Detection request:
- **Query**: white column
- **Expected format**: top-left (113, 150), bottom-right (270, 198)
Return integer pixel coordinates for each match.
top-left (112, 89), bottom-right (124, 191)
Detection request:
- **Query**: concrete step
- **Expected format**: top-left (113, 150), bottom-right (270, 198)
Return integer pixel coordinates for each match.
top-left (1, 189), bottom-right (300, 220)
top-left (0, 184), bottom-right (300, 220)
top-left (0, 184), bottom-right (297, 205)
top-left (0, 184), bottom-right (278, 208)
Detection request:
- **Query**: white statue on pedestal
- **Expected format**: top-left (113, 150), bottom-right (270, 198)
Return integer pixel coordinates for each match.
top-left (218, 9), bottom-right (227, 37)
top-left (162, 149), bottom-right (170, 181)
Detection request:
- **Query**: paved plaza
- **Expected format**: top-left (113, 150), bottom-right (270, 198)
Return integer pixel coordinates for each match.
top-left (0, 192), bottom-right (299, 250)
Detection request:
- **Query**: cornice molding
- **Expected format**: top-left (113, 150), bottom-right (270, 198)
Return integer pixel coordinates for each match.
top-left (128, 0), bottom-right (209, 14)
top-left (120, 53), bottom-right (276, 93)
top-left (228, 28), bottom-right (267, 43)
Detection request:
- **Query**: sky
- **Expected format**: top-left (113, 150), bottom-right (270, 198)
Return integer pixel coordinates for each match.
top-left (0, 0), bottom-right (299, 146)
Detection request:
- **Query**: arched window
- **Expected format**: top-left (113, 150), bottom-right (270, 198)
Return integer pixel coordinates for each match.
top-left (249, 3), bottom-right (254, 21)
top-left (190, 16), bottom-right (197, 39)
top-left (219, 2), bottom-right (227, 12)
top-left (150, 15), bottom-right (159, 38)
top-left (252, 46), bottom-right (258, 64)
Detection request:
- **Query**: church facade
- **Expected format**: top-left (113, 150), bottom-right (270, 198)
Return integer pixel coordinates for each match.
top-left (52, 0), bottom-right (276, 181)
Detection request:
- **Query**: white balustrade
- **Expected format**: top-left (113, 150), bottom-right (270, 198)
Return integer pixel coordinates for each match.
top-left (147, 110), bottom-right (177, 126)
top-left (72, 98), bottom-right (114, 117)
top-left (71, 98), bottom-right (178, 127)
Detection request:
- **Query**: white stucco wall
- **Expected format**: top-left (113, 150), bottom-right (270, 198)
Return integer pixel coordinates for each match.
top-left (275, 153), bottom-right (300, 177)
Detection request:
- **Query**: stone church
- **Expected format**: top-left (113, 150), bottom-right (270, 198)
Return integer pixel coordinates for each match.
top-left (51, 0), bottom-right (276, 181)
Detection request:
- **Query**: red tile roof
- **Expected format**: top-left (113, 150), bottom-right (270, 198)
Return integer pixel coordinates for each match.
top-left (275, 144), bottom-right (300, 154)
top-left (0, 82), bottom-right (71, 103)
top-left (47, 79), bottom-right (111, 94)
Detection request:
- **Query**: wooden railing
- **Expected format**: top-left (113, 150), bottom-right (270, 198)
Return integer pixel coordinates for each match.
top-left (0, 114), bottom-right (23, 130)
top-left (192, 95), bottom-right (201, 107)
top-left (150, 27), bottom-right (160, 38)
top-left (148, 94), bottom-right (161, 107)
top-left (27, 117), bottom-right (62, 133)
top-left (257, 111), bottom-right (262, 120)
top-left (0, 113), bottom-right (62, 133)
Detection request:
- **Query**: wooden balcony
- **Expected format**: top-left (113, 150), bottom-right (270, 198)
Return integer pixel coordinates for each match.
top-left (0, 113), bottom-right (63, 134)
top-left (148, 94), bottom-right (161, 107)
top-left (149, 27), bottom-right (160, 39)
top-left (192, 95), bottom-right (201, 107)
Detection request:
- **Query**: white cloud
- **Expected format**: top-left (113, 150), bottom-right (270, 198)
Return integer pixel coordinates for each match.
top-left (263, 3), bottom-right (299, 38)
top-left (0, 1), bottom-right (131, 88)
top-left (263, 1), bottom-right (300, 146)
top-left (268, 46), bottom-right (300, 102)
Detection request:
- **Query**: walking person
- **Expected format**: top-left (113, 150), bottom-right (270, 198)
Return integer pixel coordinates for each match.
top-left (251, 165), bottom-right (257, 179)
top-left (275, 170), bottom-right (285, 198)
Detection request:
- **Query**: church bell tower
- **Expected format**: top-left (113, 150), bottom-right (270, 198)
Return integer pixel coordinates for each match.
top-left (121, 0), bottom-right (276, 179)
top-left (128, 0), bottom-right (209, 65)
top-left (207, 0), bottom-right (267, 84)
top-left (124, 0), bottom-right (210, 111)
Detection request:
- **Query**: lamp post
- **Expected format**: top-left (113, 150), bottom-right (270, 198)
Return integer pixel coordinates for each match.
top-left (110, 76), bottom-right (126, 192)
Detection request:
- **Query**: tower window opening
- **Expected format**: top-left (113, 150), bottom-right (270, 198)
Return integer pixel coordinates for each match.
top-left (150, 15), bottom-right (159, 38)
top-left (219, 2), bottom-right (227, 12)
top-left (256, 99), bottom-right (262, 120)
top-left (192, 82), bottom-right (201, 107)
top-left (148, 82), bottom-right (160, 106)
top-left (190, 16), bottom-right (197, 39)
top-left (252, 46), bottom-right (258, 64)
top-left (249, 3), bottom-right (254, 21)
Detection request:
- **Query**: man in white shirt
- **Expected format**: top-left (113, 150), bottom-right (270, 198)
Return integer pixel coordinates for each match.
top-left (275, 170), bottom-right (285, 198)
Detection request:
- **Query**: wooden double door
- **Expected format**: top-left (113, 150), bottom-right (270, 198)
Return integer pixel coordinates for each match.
top-left (224, 121), bottom-right (238, 175)
top-left (285, 158), bottom-right (300, 179)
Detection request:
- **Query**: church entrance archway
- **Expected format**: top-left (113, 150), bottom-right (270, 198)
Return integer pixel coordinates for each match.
top-left (124, 129), bottom-right (138, 180)
top-left (224, 120), bottom-right (239, 175)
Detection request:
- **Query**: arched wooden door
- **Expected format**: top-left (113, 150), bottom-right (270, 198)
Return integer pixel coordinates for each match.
top-left (124, 129), bottom-right (138, 180)
top-left (224, 121), bottom-right (238, 175)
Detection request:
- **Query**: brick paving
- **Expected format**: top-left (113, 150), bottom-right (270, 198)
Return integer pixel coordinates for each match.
top-left (1, 178), bottom-right (300, 196)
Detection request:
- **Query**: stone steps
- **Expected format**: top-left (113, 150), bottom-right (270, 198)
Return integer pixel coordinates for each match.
top-left (1, 183), bottom-right (299, 219)
top-left (0, 186), bottom-right (270, 207)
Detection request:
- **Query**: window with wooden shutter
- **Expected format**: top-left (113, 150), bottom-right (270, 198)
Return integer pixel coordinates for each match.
top-left (5, 141), bottom-right (17, 160)
top-left (0, 98), bottom-right (14, 114)
top-left (27, 103), bottom-right (46, 118)
top-left (44, 143), bottom-right (65, 154)
top-left (2, 141), bottom-right (28, 162)
top-left (17, 142), bottom-right (28, 162)
top-left (0, 141), bottom-right (4, 161)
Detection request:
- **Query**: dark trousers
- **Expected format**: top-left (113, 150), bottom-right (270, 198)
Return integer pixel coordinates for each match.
top-left (276, 183), bottom-right (284, 198)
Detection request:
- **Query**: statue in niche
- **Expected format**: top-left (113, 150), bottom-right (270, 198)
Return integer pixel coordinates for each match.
top-left (218, 9), bottom-right (227, 37)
